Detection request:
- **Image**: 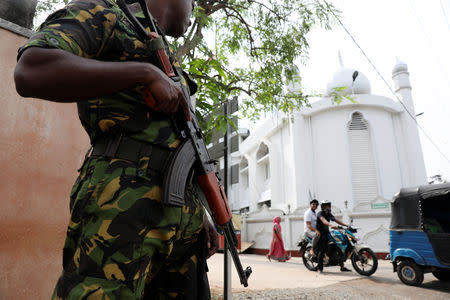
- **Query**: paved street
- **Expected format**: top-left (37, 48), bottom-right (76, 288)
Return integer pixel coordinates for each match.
top-left (207, 253), bottom-right (450, 299)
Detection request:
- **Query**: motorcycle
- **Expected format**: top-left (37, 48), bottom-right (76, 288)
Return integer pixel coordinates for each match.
top-left (298, 225), bottom-right (378, 276)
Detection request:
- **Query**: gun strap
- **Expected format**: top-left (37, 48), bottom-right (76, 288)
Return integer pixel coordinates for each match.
top-left (91, 135), bottom-right (174, 174)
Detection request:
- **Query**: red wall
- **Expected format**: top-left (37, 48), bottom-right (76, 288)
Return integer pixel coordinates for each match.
top-left (0, 27), bottom-right (90, 299)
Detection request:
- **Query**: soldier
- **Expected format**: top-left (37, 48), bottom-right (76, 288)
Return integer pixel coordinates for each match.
top-left (14, 0), bottom-right (218, 299)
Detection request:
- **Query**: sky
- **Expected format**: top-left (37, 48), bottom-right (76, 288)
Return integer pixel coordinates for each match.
top-left (293, 0), bottom-right (450, 180)
top-left (34, 0), bottom-right (450, 180)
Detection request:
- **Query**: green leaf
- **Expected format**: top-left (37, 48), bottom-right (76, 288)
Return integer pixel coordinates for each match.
top-left (35, 0), bottom-right (340, 132)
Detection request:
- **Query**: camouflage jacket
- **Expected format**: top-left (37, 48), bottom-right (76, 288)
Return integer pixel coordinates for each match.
top-left (19, 0), bottom-right (195, 149)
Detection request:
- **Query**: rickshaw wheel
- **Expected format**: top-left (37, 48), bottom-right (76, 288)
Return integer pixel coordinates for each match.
top-left (432, 270), bottom-right (450, 282)
top-left (397, 261), bottom-right (424, 286)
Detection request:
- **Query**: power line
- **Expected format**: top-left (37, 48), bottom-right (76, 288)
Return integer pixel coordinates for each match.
top-left (316, 0), bottom-right (450, 166)
top-left (440, 0), bottom-right (450, 29)
top-left (408, 0), bottom-right (450, 87)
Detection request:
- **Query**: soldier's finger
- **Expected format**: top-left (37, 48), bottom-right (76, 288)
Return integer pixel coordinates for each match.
top-left (207, 229), bottom-right (219, 258)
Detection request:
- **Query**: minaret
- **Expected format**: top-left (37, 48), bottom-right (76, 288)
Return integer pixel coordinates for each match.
top-left (392, 60), bottom-right (427, 185)
top-left (392, 60), bottom-right (416, 116)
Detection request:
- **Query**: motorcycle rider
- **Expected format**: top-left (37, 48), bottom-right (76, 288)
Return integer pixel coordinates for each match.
top-left (316, 201), bottom-right (351, 273)
top-left (303, 199), bottom-right (320, 257)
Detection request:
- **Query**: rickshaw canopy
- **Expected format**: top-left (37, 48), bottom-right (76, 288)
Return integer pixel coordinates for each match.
top-left (390, 182), bottom-right (450, 230)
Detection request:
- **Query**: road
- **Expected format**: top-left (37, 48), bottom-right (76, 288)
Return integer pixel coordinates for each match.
top-left (207, 253), bottom-right (450, 299)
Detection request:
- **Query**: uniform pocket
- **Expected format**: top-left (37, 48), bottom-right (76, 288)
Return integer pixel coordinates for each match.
top-left (85, 158), bottom-right (138, 215)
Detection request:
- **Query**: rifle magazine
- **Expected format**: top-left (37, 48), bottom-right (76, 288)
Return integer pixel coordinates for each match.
top-left (162, 140), bottom-right (196, 206)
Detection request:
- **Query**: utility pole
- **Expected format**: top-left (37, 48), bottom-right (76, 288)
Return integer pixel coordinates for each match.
top-left (223, 98), bottom-right (232, 299)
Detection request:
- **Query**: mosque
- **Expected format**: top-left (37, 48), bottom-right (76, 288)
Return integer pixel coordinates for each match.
top-left (228, 61), bottom-right (428, 254)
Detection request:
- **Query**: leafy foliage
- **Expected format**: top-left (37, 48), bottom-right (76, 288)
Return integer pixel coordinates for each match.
top-left (34, 0), bottom-right (339, 136)
top-left (328, 87), bottom-right (356, 104)
top-left (175, 0), bottom-right (339, 134)
top-left (35, 0), bottom-right (69, 23)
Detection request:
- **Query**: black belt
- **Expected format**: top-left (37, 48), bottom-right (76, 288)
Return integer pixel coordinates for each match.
top-left (91, 134), bottom-right (175, 173)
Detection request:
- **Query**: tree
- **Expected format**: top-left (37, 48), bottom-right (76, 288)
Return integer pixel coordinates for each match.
top-left (35, 0), bottom-right (69, 21)
top-left (34, 0), bottom-right (339, 137)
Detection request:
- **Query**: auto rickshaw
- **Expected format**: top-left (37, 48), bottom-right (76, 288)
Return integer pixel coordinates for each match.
top-left (389, 182), bottom-right (450, 286)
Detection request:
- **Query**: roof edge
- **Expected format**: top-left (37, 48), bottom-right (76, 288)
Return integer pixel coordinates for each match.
top-left (0, 17), bottom-right (33, 38)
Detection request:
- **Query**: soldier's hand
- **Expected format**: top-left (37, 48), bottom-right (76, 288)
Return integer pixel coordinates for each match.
top-left (143, 65), bottom-right (191, 120)
top-left (203, 217), bottom-right (219, 258)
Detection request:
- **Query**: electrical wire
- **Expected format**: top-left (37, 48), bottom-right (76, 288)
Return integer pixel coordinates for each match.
top-left (315, 0), bottom-right (450, 165)
top-left (408, 0), bottom-right (450, 86)
top-left (440, 0), bottom-right (450, 30)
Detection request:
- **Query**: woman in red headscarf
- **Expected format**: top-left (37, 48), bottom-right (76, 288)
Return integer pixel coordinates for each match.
top-left (267, 216), bottom-right (291, 262)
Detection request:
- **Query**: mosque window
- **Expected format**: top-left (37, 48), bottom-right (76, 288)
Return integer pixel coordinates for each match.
top-left (256, 142), bottom-right (269, 160)
top-left (240, 206), bottom-right (250, 214)
top-left (348, 112), bottom-right (379, 207)
top-left (256, 142), bottom-right (270, 182)
top-left (240, 157), bottom-right (248, 170)
top-left (258, 200), bottom-right (271, 209)
top-left (240, 157), bottom-right (249, 188)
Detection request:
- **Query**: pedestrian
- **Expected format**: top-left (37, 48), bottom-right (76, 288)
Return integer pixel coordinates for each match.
top-left (14, 0), bottom-right (218, 299)
top-left (267, 216), bottom-right (291, 262)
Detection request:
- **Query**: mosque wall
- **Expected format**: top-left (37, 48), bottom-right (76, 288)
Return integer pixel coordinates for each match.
top-left (238, 65), bottom-right (426, 256)
top-left (242, 204), bottom-right (391, 253)
top-left (361, 108), bottom-right (403, 199)
top-left (309, 109), bottom-right (353, 209)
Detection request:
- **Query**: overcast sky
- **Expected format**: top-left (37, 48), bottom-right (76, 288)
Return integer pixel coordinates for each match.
top-left (296, 0), bottom-right (450, 180)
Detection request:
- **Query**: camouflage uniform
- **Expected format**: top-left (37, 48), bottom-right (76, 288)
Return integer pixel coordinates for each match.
top-left (19, 0), bottom-right (208, 299)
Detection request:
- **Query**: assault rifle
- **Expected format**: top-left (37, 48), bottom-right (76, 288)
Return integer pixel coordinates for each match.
top-left (117, 0), bottom-right (252, 287)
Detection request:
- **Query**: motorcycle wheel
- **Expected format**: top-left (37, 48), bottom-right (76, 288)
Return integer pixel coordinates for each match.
top-left (302, 246), bottom-right (318, 271)
top-left (351, 248), bottom-right (378, 276)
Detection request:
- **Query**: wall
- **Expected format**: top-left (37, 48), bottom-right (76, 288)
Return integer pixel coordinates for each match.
top-left (309, 103), bottom-right (404, 211)
top-left (242, 205), bottom-right (390, 253)
top-left (0, 23), bottom-right (90, 299)
top-left (236, 95), bottom-right (413, 254)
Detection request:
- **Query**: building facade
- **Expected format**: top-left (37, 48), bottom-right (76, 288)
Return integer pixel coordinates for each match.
top-left (232, 62), bottom-right (427, 254)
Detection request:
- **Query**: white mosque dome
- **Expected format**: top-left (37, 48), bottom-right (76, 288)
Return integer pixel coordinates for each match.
top-left (326, 68), bottom-right (371, 96)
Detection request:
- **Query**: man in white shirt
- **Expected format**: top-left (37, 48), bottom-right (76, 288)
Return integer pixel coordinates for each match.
top-left (304, 199), bottom-right (320, 256)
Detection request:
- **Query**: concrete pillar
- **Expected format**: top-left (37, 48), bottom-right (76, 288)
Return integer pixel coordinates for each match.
top-left (284, 216), bottom-right (292, 250)
top-left (0, 0), bottom-right (38, 29)
top-left (241, 215), bottom-right (248, 242)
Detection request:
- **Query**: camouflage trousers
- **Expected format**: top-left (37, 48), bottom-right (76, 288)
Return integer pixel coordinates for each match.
top-left (52, 155), bottom-right (208, 300)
